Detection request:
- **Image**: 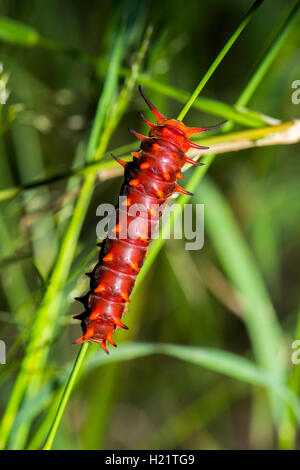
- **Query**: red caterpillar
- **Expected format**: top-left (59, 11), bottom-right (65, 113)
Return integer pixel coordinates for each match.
top-left (74, 87), bottom-right (224, 352)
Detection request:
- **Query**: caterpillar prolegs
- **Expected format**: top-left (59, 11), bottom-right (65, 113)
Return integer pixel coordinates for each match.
top-left (74, 86), bottom-right (225, 353)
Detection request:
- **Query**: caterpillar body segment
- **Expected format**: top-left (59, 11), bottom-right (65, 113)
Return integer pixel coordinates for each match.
top-left (74, 87), bottom-right (226, 352)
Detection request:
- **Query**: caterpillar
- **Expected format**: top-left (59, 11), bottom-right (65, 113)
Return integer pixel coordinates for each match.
top-left (74, 86), bottom-right (225, 353)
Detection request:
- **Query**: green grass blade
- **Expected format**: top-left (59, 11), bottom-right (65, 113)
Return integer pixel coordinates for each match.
top-left (39, 1), bottom-right (265, 449)
top-left (0, 15), bottom-right (92, 62)
top-left (177, 0), bottom-right (264, 120)
top-left (1, 24), bottom-right (152, 451)
top-left (0, 16), bottom-right (267, 127)
top-left (43, 342), bottom-right (89, 450)
top-left (28, 340), bottom-right (299, 449)
top-left (135, 74), bottom-right (266, 127)
top-left (236, 0), bottom-right (300, 107)
top-left (136, 0), bottom-right (299, 305)
top-left (278, 302), bottom-right (300, 449)
top-left (44, 343), bottom-right (300, 426)
top-left (0, 31), bottom-right (125, 450)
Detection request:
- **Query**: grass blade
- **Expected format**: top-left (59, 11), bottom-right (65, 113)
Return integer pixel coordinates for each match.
top-left (43, 342), bottom-right (89, 450)
top-left (0, 16), bottom-right (39, 46)
top-left (4, 26), bottom-right (151, 451)
top-left (39, 0), bottom-right (265, 449)
top-left (0, 16), bottom-right (267, 127)
top-left (236, 0), bottom-right (300, 107)
top-left (177, 0), bottom-right (264, 120)
top-left (196, 178), bottom-right (284, 382)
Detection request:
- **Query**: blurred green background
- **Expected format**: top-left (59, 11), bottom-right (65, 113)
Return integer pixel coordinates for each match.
top-left (0, 0), bottom-right (300, 450)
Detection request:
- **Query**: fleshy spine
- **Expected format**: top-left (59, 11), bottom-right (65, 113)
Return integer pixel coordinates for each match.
top-left (74, 86), bottom-right (225, 352)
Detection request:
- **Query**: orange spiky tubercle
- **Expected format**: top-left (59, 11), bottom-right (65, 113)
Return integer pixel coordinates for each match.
top-left (74, 86), bottom-right (226, 353)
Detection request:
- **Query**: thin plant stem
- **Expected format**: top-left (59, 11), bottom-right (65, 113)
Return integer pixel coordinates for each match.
top-left (137, 0), bottom-right (300, 437)
top-left (278, 301), bottom-right (300, 449)
top-left (236, 0), bottom-right (300, 107)
top-left (43, 342), bottom-right (89, 450)
top-left (0, 14), bottom-right (267, 128)
top-left (40, 0), bottom-right (264, 450)
top-left (0, 31), bottom-right (125, 450)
